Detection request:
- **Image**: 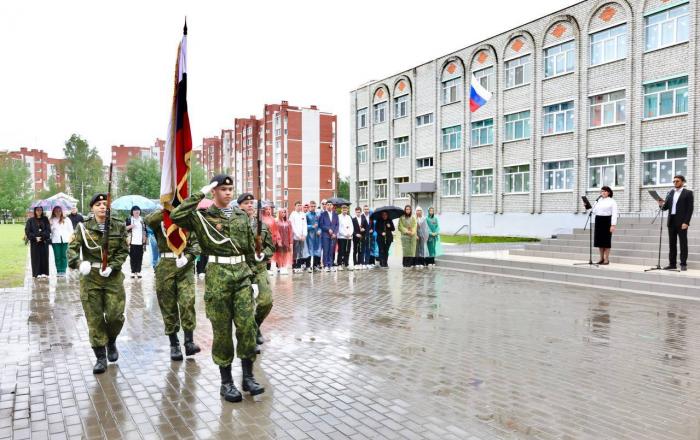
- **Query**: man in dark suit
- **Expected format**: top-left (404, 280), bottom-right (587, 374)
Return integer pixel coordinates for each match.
top-left (318, 202), bottom-right (339, 271)
top-left (658, 174), bottom-right (694, 271)
top-left (352, 206), bottom-right (367, 268)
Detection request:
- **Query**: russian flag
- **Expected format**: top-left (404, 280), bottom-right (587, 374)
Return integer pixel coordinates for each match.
top-left (469, 75), bottom-right (492, 112)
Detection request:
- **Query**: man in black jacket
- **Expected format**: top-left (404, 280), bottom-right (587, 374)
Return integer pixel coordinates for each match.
top-left (658, 174), bottom-right (694, 271)
top-left (351, 206), bottom-right (367, 268)
top-left (67, 207), bottom-right (84, 228)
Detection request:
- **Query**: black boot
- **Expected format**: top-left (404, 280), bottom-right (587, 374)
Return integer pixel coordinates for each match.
top-left (106, 338), bottom-right (119, 362)
top-left (169, 334), bottom-right (183, 361)
top-left (219, 365), bottom-right (242, 402)
top-left (184, 330), bottom-right (201, 356)
top-left (256, 328), bottom-right (264, 345)
top-left (92, 347), bottom-right (108, 374)
top-left (241, 359), bottom-right (265, 396)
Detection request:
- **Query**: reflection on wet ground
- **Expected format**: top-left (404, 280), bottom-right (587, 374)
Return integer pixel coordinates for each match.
top-left (1, 260), bottom-right (700, 439)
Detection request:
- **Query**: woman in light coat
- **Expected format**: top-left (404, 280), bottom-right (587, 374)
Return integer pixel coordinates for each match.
top-left (50, 207), bottom-right (74, 277)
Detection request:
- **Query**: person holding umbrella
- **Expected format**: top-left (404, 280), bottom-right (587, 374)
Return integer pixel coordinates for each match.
top-left (398, 205), bottom-right (417, 268)
top-left (50, 206), bottom-right (74, 277)
top-left (125, 206), bottom-right (147, 279)
top-left (374, 210), bottom-right (396, 268)
top-left (26, 206), bottom-right (51, 278)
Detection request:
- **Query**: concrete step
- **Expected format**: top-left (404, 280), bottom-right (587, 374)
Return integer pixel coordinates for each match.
top-left (519, 243), bottom-right (700, 261)
top-left (570, 229), bottom-right (700, 238)
top-left (557, 233), bottom-right (700, 244)
top-left (541, 238), bottom-right (700, 252)
top-left (509, 248), bottom-right (700, 269)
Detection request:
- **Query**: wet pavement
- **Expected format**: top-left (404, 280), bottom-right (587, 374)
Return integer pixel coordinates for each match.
top-left (2, 256), bottom-right (700, 440)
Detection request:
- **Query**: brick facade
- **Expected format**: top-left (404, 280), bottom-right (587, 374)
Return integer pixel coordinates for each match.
top-left (0, 147), bottom-right (66, 195)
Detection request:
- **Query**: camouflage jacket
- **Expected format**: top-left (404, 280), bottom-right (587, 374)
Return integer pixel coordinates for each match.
top-left (144, 209), bottom-right (201, 261)
top-left (68, 217), bottom-right (129, 270)
top-left (170, 191), bottom-right (256, 261)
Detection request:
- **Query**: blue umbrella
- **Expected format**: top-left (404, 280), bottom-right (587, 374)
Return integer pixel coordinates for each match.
top-left (111, 195), bottom-right (159, 211)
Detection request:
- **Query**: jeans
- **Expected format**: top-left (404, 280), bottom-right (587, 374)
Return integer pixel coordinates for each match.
top-left (322, 236), bottom-right (335, 268)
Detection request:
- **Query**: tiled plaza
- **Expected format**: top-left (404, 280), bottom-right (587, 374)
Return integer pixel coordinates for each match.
top-left (1, 259), bottom-right (700, 439)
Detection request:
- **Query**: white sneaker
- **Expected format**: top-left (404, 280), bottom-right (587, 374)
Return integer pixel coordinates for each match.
top-left (348, 266), bottom-right (355, 271)
top-left (307, 267), bottom-right (313, 273)
top-left (198, 273), bottom-right (205, 280)
top-left (331, 267), bottom-right (337, 272)
top-left (280, 268), bottom-right (289, 275)
top-left (338, 266), bottom-right (344, 271)
top-left (324, 267), bottom-right (330, 272)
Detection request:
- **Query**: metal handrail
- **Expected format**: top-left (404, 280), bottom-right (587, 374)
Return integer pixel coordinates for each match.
top-left (454, 224), bottom-right (469, 235)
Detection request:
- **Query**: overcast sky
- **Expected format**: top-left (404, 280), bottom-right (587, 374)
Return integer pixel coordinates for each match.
top-left (0, 0), bottom-right (577, 177)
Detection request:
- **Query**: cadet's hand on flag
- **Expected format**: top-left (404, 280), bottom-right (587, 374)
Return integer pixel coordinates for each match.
top-left (99, 267), bottom-right (113, 278)
top-left (176, 255), bottom-right (189, 268)
top-left (79, 261), bottom-right (92, 275)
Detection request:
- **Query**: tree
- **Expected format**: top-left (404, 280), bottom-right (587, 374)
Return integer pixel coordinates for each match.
top-left (189, 155), bottom-right (207, 194)
top-left (0, 156), bottom-right (33, 217)
top-left (117, 157), bottom-right (161, 199)
top-left (337, 174), bottom-right (350, 200)
top-left (37, 174), bottom-right (66, 200)
top-left (63, 134), bottom-right (105, 213)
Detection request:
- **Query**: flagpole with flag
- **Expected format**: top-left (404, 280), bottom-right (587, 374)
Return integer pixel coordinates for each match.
top-left (160, 20), bottom-right (192, 255)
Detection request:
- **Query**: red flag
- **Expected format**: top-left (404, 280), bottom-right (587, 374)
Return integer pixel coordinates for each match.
top-left (160, 21), bottom-right (191, 255)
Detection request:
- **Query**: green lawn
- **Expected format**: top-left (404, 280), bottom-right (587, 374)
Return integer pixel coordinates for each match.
top-left (0, 224), bottom-right (28, 288)
top-left (440, 234), bottom-right (540, 245)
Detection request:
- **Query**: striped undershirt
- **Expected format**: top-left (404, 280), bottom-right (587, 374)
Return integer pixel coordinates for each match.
top-left (220, 207), bottom-right (233, 218)
top-left (97, 223), bottom-right (105, 232)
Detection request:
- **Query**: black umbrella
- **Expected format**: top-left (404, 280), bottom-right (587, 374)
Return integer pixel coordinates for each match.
top-left (326, 197), bottom-right (351, 206)
top-left (370, 205), bottom-right (404, 221)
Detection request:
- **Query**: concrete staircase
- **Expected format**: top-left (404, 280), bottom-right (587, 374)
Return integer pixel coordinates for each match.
top-left (436, 218), bottom-right (700, 299)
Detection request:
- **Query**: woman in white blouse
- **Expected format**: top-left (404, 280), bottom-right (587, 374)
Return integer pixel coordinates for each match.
top-left (592, 185), bottom-right (618, 265)
top-left (50, 206), bottom-right (74, 277)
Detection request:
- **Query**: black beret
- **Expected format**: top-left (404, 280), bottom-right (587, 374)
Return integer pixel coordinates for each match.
top-left (210, 174), bottom-right (233, 186)
top-left (236, 193), bottom-right (254, 205)
top-left (90, 193), bottom-right (107, 207)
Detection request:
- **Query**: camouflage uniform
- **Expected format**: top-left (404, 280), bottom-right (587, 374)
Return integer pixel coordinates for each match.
top-left (145, 209), bottom-right (200, 335)
top-left (68, 217), bottom-right (129, 348)
top-left (170, 192), bottom-right (258, 366)
top-left (249, 218), bottom-right (275, 326)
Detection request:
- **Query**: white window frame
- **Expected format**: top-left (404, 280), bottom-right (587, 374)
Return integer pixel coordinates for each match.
top-left (642, 148), bottom-right (687, 186)
top-left (504, 164), bottom-right (530, 193)
top-left (394, 136), bottom-right (409, 158)
top-left (504, 111), bottom-right (531, 141)
top-left (394, 95), bottom-right (409, 119)
top-left (644, 4), bottom-right (689, 52)
top-left (441, 172), bottom-right (462, 197)
top-left (544, 40), bottom-right (575, 78)
top-left (394, 176), bottom-right (409, 199)
top-left (643, 76), bottom-right (688, 119)
top-left (373, 102), bottom-right (387, 124)
top-left (357, 108), bottom-right (368, 129)
top-left (441, 77), bottom-right (462, 104)
top-left (471, 119), bottom-right (494, 147)
top-left (588, 154), bottom-right (625, 189)
top-left (505, 55), bottom-right (531, 88)
top-left (358, 181), bottom-right (368, 200)
top-left (373, 141), bottom-right (387, 162)
top-left (416, 113), bottom-right (434, 127)
top-left (590, 24), bottom-right (627, 66)
top-left (441, 126), bottom-right (462, 152)
top-left (543, 101), bottom-right (575, 135)
top-left (470, 168), bottom-right (493, 195)
top-left (374, 179), bottom-right (387, 199)
top-left (356, 145), bottom-right (368, 164)
top-left (473, 66), bottom-right (494, 92)
top-left (543, 160), bottom-right (574, 192)
top-left (416, 157), bottom-right (434, 169)
top-left (589, 90), bottom-right (626, 128)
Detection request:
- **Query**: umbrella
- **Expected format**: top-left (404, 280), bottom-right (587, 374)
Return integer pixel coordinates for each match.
top-left (46, 192), bottom-right (78, 203)
top-left (326, 197), bottom-right (351, 206)
top-left (30, 198), bottom-right (73, 212)
top-left (370, 205), bottom-right (404, 221)
top-left (197, 198), bottom-right (214, 209)
top-left (111, 195), bottom-right (159, 211)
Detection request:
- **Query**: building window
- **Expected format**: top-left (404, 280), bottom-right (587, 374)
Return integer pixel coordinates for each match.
top-left (374, 179), bottom-right (387, 199)
top-left (473, 66), bottom-right (493, 92)
top-left (394, 136), bottom-right (409, 158)
top-left (246, 138), bottom-right (252, 146)
top-left (471, 119), bottom-right (494, 147)
top-left (394, 177), bottom-right (409, 199)
top-left (416, 157), bottom-right (434, 169)
top-left (504, 111), bottom-right (531, 141)
top-left (505, 55), bottom-right (531, 88)
top-left (644, 76), bottom-right (688, 118)
top-left (441, 126), bottom-right (462, 151)
top-left (374, 141), bottom-right (387, 162)
top-left (442, 172), bottom-right (462, 196)
top-left (358, 181), bottom-right (368, 200)
top-left (356, 145), bottom-right (368, 164)
top-left (373, 102), bottom-right (387, 123)
top-left (543, 160), bottom-right (574, 191)
top-left (645, 4), bottom-right (689, 52)
top-left (544, 40), bottom-right (575, 77)
top-left (589, 91), bottom-right (626, 127)
top-left (589, 155), bottom-right (624, 188)
top-left (394, 95), bottom-right (409, 119)
top-left (590, 24), bottom-right (627, 65)
top-left (471, 169), bottom-right (493, 195)
top-left (643, 148), bottom-right (686, 186)
top-left (543, 101), bottom-right (574, 135)
top-left (416, 113), bottom-right (434, 127)
top-left (504, 164), bottom-right (530, 193)
top-left (441, 77), bottom-right (461, 104)
top-left (246, 127), bottom-right (252, 135)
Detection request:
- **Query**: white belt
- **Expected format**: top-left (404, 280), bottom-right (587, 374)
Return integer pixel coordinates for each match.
top-left (90, 262), bottom-right (104, 268)
top-left (208, 255), bottom-right (245, 265)
top-left (161, 252), bottom-right (177, 259)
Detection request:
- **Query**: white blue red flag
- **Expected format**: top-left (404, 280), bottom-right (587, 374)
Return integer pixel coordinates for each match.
top-left (469, 75), bottom-right (492, 112)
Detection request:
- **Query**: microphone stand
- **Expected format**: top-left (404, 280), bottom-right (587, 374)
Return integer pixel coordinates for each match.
top-left (645, 206), bottom-right (673, 272)
top-left (574, 197), bottom-right (600, 267)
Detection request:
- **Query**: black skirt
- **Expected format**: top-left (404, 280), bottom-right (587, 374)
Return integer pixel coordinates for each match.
top-left (594, 215), bottom-right (612, 248)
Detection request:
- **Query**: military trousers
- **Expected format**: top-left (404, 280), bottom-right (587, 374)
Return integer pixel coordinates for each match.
top-left (204, 261), bottom-right (257, 366)
top-left (155, 257), bottom-right (197, 335)
top-left (253, 262), bottom-right (273, 326)
top-left (80, 269), bottom-right (126, 348)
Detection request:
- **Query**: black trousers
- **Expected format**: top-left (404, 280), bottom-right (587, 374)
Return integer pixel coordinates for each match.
top-left (30, 242), bottom-right (50, 277)
top-left (337, 239), bottom-right (351, 267)
top-left (402, 257), bottom-right (414, 267)
top-left (129, 244), bottom-right (144, 274)
top-left (668, 216), bottom-right (689, 267)
top-left (378, 239), bottom-right (391, 267)
top-left (353, 237), bottom-right (363, 265)
top-left (197, 255), bottom-right (209, 274)
top-left (425, 257), bottom-right (435, 265)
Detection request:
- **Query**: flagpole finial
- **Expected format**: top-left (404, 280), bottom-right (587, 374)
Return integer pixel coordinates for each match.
top-left (183, 17), bottom-right (188, 35)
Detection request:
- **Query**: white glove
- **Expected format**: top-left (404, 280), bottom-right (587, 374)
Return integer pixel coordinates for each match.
top-left (199, 182), bottom-right (218, 194)
top-left (255, 253), bottom-right (265, 262)
top-left (251, 284), bottom-right (259, 299)
top-left (175, 255), bottom-right (188, 268)
top-left (79, 261), bottom-right (91, 275)
top-left (99, 267), bottom-right (113, 278)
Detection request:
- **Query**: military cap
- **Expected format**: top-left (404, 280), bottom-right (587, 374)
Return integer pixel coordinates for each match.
top-left (210, 174), bottom-right (233, 186)
top-left (237, 192), bottom-right (254, 205)
top-left (89, 193), bottom-right (108, 207)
